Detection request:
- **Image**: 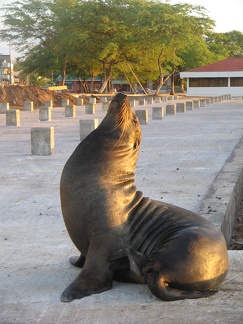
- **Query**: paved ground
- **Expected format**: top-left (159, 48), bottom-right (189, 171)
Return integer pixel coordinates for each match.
top-left (0, 97), bottom-right (243, 323)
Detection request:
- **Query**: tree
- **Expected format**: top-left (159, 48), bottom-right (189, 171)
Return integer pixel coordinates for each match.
top-left (134, 2), bottom-right (215, 95)
top-left (206, 30), bottom-right (243, 59)
top-left (1, 0), bottom-right (242, 94)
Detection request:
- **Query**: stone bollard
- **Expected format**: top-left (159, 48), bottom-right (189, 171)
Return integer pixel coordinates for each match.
top-left (100, 97), bottom-right (108, 103)
top-left (79, 119), bottom-right (99, 141)
top-left (166, 104), bottom-right (176, 115)
top-left (39, 107), bottom-right (51, 121)
top-left (146, 97), bottom-right (154, 105)
top-left (44, 100), bottom-right (53, 108)
top-left (154, 97), bottom-right (161, 103)
top-left (6, 110), bottom-right (20, 126)
top-left (138, 98), bottom-right (146, 106)
top-left (130, 99), bottom-right (136, 107)
top-left (65, 105), bottom-right (76, 117)
top-left (135, 109), bottom-right (148, 125)
top-left (0, 102), bottom-right (9, 114)
top-left (102, 102), bottom-right (109, 111)
top-left (176, 102), bottom-right (186, 113)
top-left (85, 103), bottom-right (95, 114)
top-left (199, 99), bottom-right (206, 107)
top-left (24, 101), bottom-right (34, 111)
top-left (185, 101), bottom-right (194, 110)
top-left (152, 107), bottom-right (164, 120)
top-left (193, 100), bottom-right (200, 108)
top-left (62, 99), bottom-right (69, 107)
top-left (76, 98), bottom-right (84, 106)
top-left (31, 127), bottom-right (54, 155)
top-left (89, 97), bottom-right (96, 104)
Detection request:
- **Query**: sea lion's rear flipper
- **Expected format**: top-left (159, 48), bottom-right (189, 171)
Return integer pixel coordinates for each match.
top-left (69, 254), bottom-right (86, 268)
top-left (147, 273), bottom-right (218, 301)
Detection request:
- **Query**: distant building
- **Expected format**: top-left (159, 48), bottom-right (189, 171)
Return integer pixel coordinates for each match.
top-left (180, 58), bottom-right (243, 97)
top-left (0, 55), bottom-right (14, 84)
top-left (56, 75), bottom-right (132, 93)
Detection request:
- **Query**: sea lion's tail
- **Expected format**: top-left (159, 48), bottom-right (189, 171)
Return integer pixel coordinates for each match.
top-left (147, 273), bottom-right (217, 301)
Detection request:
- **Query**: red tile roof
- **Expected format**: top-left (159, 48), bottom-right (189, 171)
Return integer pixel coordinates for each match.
top-left (185, 58), bottom-right (243, 72)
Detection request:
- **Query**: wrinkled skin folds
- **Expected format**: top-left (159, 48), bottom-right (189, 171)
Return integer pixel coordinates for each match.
top-left (60, 93), bottom-right (229, 302)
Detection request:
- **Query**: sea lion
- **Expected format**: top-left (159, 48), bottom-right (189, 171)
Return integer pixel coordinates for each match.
top-left (60, 93), bottom-right (229, 302)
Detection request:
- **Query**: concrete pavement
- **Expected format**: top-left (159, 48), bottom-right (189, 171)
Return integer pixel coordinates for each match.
top-left (0, 97), bottom-right (243, 323)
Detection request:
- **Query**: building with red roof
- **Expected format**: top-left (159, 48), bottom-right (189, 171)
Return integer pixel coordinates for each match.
top-left (180, 58), bottom-right (243, 97)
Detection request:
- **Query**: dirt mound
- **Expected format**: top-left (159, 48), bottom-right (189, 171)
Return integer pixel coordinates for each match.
top-left (0, 85), bottom-right (83, 108)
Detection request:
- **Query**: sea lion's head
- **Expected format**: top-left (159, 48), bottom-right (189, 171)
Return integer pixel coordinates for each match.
top-left (100, 93), bottom-right (141, 151)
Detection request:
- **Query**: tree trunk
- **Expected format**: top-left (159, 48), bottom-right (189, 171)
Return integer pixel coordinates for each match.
top-left (126, 61), bottom-right (146, 94)
top-left (119, 63), bottom-right (136, 93)
top-left (154, 48), bottom-right (166, 96)
top-left (61, 54), bottom-right (67, 86)
top-left (91, 73), bottom-right (94, 92)
top-left (99, 62), bottom-right (113, 93)
top-left (170, 70), bottom-right (175, 95)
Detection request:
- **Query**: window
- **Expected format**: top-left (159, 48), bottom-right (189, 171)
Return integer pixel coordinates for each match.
top-left (230, 78), bottom-right (243, 87)
top-left (189, 78), bottom-right (228, 87)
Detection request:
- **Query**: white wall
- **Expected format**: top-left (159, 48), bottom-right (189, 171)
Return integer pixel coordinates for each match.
top-left (186, 86), bottom-right (243, 97)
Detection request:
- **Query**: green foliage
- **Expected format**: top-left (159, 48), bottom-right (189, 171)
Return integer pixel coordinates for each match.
top-left (0, 0), bottom-right (242, 92)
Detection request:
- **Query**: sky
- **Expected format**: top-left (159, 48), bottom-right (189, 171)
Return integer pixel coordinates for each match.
top-left (0, 0), bottom-right (243, 58)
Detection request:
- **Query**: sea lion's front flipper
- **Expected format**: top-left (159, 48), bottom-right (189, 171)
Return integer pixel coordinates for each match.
top-left (69, 254), bottom-right (86, 268)
top-left (62, 246), bottom-right (113, 302)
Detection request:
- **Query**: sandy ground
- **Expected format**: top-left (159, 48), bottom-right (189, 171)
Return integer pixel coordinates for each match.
top-left (0, 98), bottom-right (243, 323)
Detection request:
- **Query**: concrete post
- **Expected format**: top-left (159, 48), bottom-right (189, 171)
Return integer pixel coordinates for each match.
top-left (39, 107), bottom-right (51, 121)
top-left (89, 97), bottom-right (96, 104)
top-left (199, 99), bottom-right (206, 107)
top-left (79, 119), bottom-right (99, 141)
top-left (166, 104), bottom-right (176, 115)
top-left (0, 102), bottom-right (9, 114)
top-left (24, 101), bottom-right (34, 111)
top-left (85, 103), bottom-right (95, 114)
top-left (76, 98), bottom-right (84, 106)
top-left (100, 97), bottom-right (108, 103)
top-left (65, 105), bottom-right (76, 117)
top-left (44, 100), bottom-right (53, 108)
top-left (130, 99), bottom-right (136, 107)
top-left (146, 97), bottom-right (154, 105)
top-left (62, 99), bottom-right (69, 107)
top-left (193, 100), bottom-right (200, 108)
top-left (102, 102), bottom-right (109, 111)
top-left (135, 109), bottom-right (148, 125)
top-left (31, 127), bottom-right (54, 155)
top-left (6, 110), bottom-right (20, 126)
top-left (185, 101), bottom-right (194, 110)
top-left (138, 98), bottom-right (146, 106)
top-left (152, 107), bottom-right (164, 120)
top-left (176, 102), bottom-right (186, 113)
